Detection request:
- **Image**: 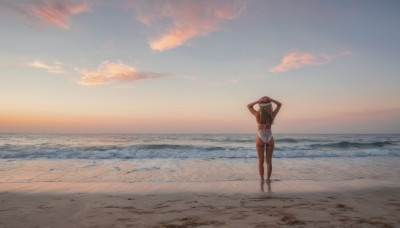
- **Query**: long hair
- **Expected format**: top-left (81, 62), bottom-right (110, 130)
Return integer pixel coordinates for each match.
top-left (259, 105), bottom-right (274, 125)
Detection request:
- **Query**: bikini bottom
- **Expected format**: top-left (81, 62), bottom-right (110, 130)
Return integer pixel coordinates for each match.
top-left (258, 128), bottom-right (273, 144)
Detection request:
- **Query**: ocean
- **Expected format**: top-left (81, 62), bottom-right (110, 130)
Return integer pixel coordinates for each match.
top-left (0, 134), bottom-right (399, 184)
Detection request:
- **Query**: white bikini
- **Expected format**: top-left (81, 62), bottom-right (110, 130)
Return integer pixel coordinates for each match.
top-left (258, 124), bottom-right (273, 144)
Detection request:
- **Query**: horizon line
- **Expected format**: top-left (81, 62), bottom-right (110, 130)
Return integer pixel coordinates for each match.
top-left (1, 132), bottom-right (399, 135)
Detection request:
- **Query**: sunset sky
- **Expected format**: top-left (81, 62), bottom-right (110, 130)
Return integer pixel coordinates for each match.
top-left (1, 0), bottom-right (399, 134)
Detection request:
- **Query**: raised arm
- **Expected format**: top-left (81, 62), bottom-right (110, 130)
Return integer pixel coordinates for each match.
top-left (247, 100), bottom-right (261, 117)
top-left (270, 98), bottom-right (282, 118)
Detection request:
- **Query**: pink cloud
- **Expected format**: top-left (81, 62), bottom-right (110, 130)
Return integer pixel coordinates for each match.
top-left (269, 51), bottom-right (332, 73)
top-left (341, 50), bottom-right (352, 56)
top-left (269, 50), bottom-right (351, 73)
top-left (13, 0), bottom-right (91, 29)
top-left (29, 60), bottom-right (64, 73)
top-left (128, 0), bottom-right (245, 51)
top-left (75, 61), bottom-right (167, 85)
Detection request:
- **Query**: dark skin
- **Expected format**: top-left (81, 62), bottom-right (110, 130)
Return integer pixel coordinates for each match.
top-left (247, 96), bottom-right (282, 181)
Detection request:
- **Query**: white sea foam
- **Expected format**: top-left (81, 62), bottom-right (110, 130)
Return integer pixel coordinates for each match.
top-left (0, 134), bottom-right (399, 183)
top-left (0, 134), bottom-right (399, 159)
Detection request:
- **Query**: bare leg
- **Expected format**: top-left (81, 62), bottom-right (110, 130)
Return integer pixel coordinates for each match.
top-left (256, 140), bottom-right (265, 180)
top-left (265, 138), bottom-right (274, 181)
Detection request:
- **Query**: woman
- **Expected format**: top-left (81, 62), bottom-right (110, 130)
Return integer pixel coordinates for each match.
top-left (247, 96), bottom-right (282, 182)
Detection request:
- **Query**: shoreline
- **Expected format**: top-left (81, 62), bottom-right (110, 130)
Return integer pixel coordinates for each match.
top-left (0, 184), bottom-right (398, 227)
top-left (0, 178), bottom-right (398, 194)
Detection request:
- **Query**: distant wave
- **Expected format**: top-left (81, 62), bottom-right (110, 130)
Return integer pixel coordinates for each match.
top-left (1, 134), bottom-right (399, 159)
top-left (309, 141), bottom-right (392, 150)
top-left (0, 141), bottom-right (398, 159)
top-left (133, 144), bottom-right (228, 151)
top-left (275, 138), bottom-right (326, 143)
top-left (0, 144), bottom-right (251, 159)
top-left (191, 137), bottom-right (254, 143)
top-left (275, 138), bottom-right (299, 143)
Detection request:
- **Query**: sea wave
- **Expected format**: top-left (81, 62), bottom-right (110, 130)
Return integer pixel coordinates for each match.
top-left (0, 141), bottom-right (398, 159)
top-left (309, 141), bottom-right (393, 149)
top-left (272, 141), bottom-right (394, 151)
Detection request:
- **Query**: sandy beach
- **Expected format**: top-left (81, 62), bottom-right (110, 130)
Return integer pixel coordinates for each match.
top-left (0, 181), bottom-right (399, 228)
top-left (1, 134), bottom-right (399, 227)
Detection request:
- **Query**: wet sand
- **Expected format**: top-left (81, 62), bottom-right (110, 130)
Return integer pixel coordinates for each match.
top-left (0, 181), bottom-right (399, 227)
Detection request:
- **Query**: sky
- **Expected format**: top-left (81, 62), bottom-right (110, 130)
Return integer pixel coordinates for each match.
top-left (0, 0), bottom-right (399, 134)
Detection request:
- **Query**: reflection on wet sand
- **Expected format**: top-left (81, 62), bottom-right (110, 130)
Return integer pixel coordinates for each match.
top-left (260, 179), bottom-right (272, 193)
